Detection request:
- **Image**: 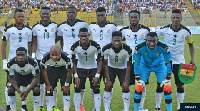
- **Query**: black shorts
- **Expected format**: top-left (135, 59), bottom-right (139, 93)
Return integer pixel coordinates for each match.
top-left (129, 63), bottom-right (135, 85)
top-left (47, 66), bottom-right (68, 88)
top-left (109, 67), bottom-right (126, 86)
top-left (173, 64), bottom-right (184, 85)
top-left (8, 73), bottom-right (33, 87)
top-left (76, 68), bottom-right (98, 89)
top-left (37, 60), bottom-right (45, 84)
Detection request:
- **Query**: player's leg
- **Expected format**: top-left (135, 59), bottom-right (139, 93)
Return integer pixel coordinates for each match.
top-left (173, 64), bottom-right (184, 111)
top-left (134, 64), bottom-right (150, 111)
top-left (118, 68), bottom-right (130, 111)
top-left (37, 60), bottom-right (45, 110)
top-left (32, 84), bottom-right (40, 111)
top-left (7, 85), bottom-right (16, 111)
top-left (5, 75), bottom-right (11, 111)
top-left (103, 67), bottom-right (115, 111)
top-left (59, 66), bottom-right (71, 111)
top-left (21, 86), bottom-right (28, 110)
top-left (156, 64), bottom-right (172, 111)
top-left (88, 68), bottom-right (101, 111)
top-left (74, 68), bottom-right (87, 111)
top-left (45, 66), bottom-right (59, 111)
top-left (155, 82), bottom-right (163, 111)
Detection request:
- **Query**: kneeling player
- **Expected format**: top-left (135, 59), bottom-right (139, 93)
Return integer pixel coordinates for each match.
top-left (102, 31), bottom-right (132, 111)
top-left (7, 47), bottom-right (40, 111)
top-left (133, 32), bottom-right (173, 111)
top-left (41, 45), bottom-right (73, 111)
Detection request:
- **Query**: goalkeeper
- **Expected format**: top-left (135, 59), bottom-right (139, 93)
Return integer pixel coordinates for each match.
top-left (133, 32), bottom-right (173, 111)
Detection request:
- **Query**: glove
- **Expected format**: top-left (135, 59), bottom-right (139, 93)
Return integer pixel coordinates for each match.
top-left (135, 79), bottom-right (145, 93)
top-left (160, 79), bottom-right (171, 87)
top-left (164, 85), bottom-right (172, 93)
top-left (3, 59), bottom-right (7, 70)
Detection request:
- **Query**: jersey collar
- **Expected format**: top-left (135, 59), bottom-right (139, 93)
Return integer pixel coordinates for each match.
top-left (112, 43), bottom-right (123, 53)
top-left (40, 20), bottom-right (52, 27)
top-left (14, 24), bottom-right (25, 30)
top-left (66, 19), bottom-right (79, 26)
top-left (97, 21), bottom-right (110, 27)
top-left (170, 24), bottom-right (182, 32)
top-left (129, 24), bottom-right (141, 32)
top-left (79, 40), bottom-right (91, 50)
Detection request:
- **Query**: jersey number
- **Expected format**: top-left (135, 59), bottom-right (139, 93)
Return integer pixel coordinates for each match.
top-left (134, 36), bottom-right (137, 44)
top-left (100, 33), bottom-right (103, 40)
top-left (115, 56), bottom-right (118, 62)
top-left (44, 32), bottom-right (50, 39)
top-left (19, 36), bottom-right (22, 42)
top-left (72, 32), bottom-right (75, 38)
top-left (173, 38), bottom-right (176, 45)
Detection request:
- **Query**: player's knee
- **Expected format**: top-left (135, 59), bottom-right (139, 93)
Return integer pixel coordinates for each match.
top-left (63, 91), bottom-right (70, 96)
top-left (134, 91), bottom-right (142, 103)
top-left (93, 86), bottom-right (100, 94)
top-left (33, 86), bottom-right (40, 96)
top-left (122, 89), bottom-right (130, 93)
top-left (7, 86), bottom-right (15, 94)
top-left (74, 87), bottom-right (81, 93)
top-left (164, 91), bottom-right (172, 104)
top-left (177, 88), bottom-right (184, 93)
top-left (176, 83), bottom-right (183, 88)
top-left (156, 83), bottom-right (163, 93)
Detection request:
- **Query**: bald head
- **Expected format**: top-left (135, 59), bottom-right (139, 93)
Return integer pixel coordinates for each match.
top-left (50, 45), bottom-right (61, 62)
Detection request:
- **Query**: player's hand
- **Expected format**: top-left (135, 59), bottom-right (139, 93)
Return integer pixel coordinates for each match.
top-left (105, 80), bottom-right (112, 91)
top-left (122, 81), bottom-right (129, 91)
top-left (61, 86), bottom-right (70, 95)
top-left (45, 85), bottom-right (53, 93)
top-left (92, 77), bottom-right (98, 86)
top-left (160, 79), bottom-right (171, 87)
top-left (20, 91), bottom-right (29, 101)
top-left (190, 60), bottom-right (195, 66)
top-left (135, 79), bottom-right (145, 92)
top-left (75, 77), bottom-right (80, 88)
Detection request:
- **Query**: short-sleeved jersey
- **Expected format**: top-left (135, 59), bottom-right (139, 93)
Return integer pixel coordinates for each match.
top-left (41, 52), bottom-right (72, 70)
top-left (57, 19), bottom-right (88, 54)
top-left (157, 24), bottom-right (193, 64)
top-left (32, 21), bottom-right (57, 60)
top-left (70, 40), bottom-right (101, 69)
top-left (102, 43), bottom-right (132, 69)
top-left (2, 24), bottom-right (32, 60)
top-left (120, 24), bottom-right (150, 51)
top-left (7, 56), bottom-right (40, 76)
top-left (133, 40), bottom-right (173, 74)
top-left (88, 22), bottom-right (118, 48)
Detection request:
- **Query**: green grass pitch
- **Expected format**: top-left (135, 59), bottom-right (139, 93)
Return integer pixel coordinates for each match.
top-left (0, 34), bottom-right (200, 111)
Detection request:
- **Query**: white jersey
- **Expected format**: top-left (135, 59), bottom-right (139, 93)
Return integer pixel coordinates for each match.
top-left (120, 24), bottom-right (150, 51)
top-left (41, 52), bottom-right (72, 70)
top-left (32, 21), bottom-right (57, 60)
top-left (102, 43), bottom-right (132, 69)
top-left (57, 19), bottom-right (88, 54)
top-left (157, 24), bottom-right (193, 64)
top-left (88, 21), bottom-right (118, 48)
top-left (70, 40), bottom-right (101, 69)
top-left (7, 56), bottom-right (40, 76)
top-left (2, 24), bottom-right (32, 60)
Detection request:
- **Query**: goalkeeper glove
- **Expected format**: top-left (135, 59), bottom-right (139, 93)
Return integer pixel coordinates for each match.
top-left (160, 76), bottom-right (172, 93)
top-left (135, 76), bottom-right (145, 93)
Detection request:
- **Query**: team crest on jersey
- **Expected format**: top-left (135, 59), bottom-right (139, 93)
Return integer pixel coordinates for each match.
top-left (91, 51), bottom-right (95, 55)
top-left (25, 32), bottom-right (29, 36)
top-left (181, 34), bottom-right (184, 39)
top-left (107, 29), bottom-right (110, 33)
top-left (51, 28), bottom-right (54, 32)
top-left (134, 50), bottom-right (137, 54)
top-left (121, 55), bottom-right (126, 59)
top-left (167, 49), bottom-right (170, 53)
top-left (156, 52), bottom-right (159, 56)
top-left (28, 68), bottom-right (31, 72)
top-left (141, 33), bottom-right (144, 37)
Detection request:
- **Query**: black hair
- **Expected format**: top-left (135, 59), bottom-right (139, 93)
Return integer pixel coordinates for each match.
top-left (67, 6), bottom-right (77, 11)
top-left (129, 10), bottom-right (140, 18)
top-left (96, 7), bottom-right (106, 13)
top-left (172, 9), bottom-right (181, 14)
top-left (112, 31), bottom-right (122, 38)
top-left (14, 9), bottom-right (24, 15)
top-left (79, 27), bottom-right (88, 33)
top-left (16, 47), bottom-right (27, 53)
top-left (147, 32), bottom-right (158, 37)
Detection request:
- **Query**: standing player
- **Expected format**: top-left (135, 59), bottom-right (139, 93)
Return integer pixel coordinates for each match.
top-left (102, 31), bottom-right (132, 111)
top-left (41, 45), bottom-right (73, 111)
top-left (7, 47), bottom-right (40, 111)
top-left (157, 9), bottom-right (195, 111)
top-left (120, 10), bottom-right (150, 111)
top-left (133, 32), bottom-right (173, 111)
top-left (1, 9), bottom-right (32, 111)
top-left (88, 7), bottom-right (118, 107)
top-left (57, 6), bottom-right (88, 110)
top-left (32, 7), bottom-right (58, 110)
top-left (71, 28), bottom-right (102, 111)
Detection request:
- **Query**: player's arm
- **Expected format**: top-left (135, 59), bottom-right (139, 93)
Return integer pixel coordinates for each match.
top-left (26, 75), bottom-right (39, 93)
top-left (186, 37), bottom-right (195, 65)
top-left (66, 59), bottom-right (73, 84)
top-left (31, 36), bottom-right (37, 58)
top-left (28, 42), bottom-right (32, 57)
top-left (1, 28), bottom-right (8, 70)
top-left (8, 75), bottom-right (21, 93)
top-left (42, 69), bottom-right (50, 87)
top-left (58, 36), bottom-right (63, 50)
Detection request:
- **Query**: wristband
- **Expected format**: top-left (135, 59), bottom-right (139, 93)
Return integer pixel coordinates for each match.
top-left (3, 59), bottom-right (7, 70)
top-left (74, 73), bottom-right (78, 78)
top-left (32, 53), bottom-right (36, 58)
top-left (64, 82), bottom-right (70, 86)
top-left (95, 73), bottom-right (100, 78)
top-left (166, 76), bottom-right (171, 80)
top-left (135, 75), bottom-right (140, 80)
